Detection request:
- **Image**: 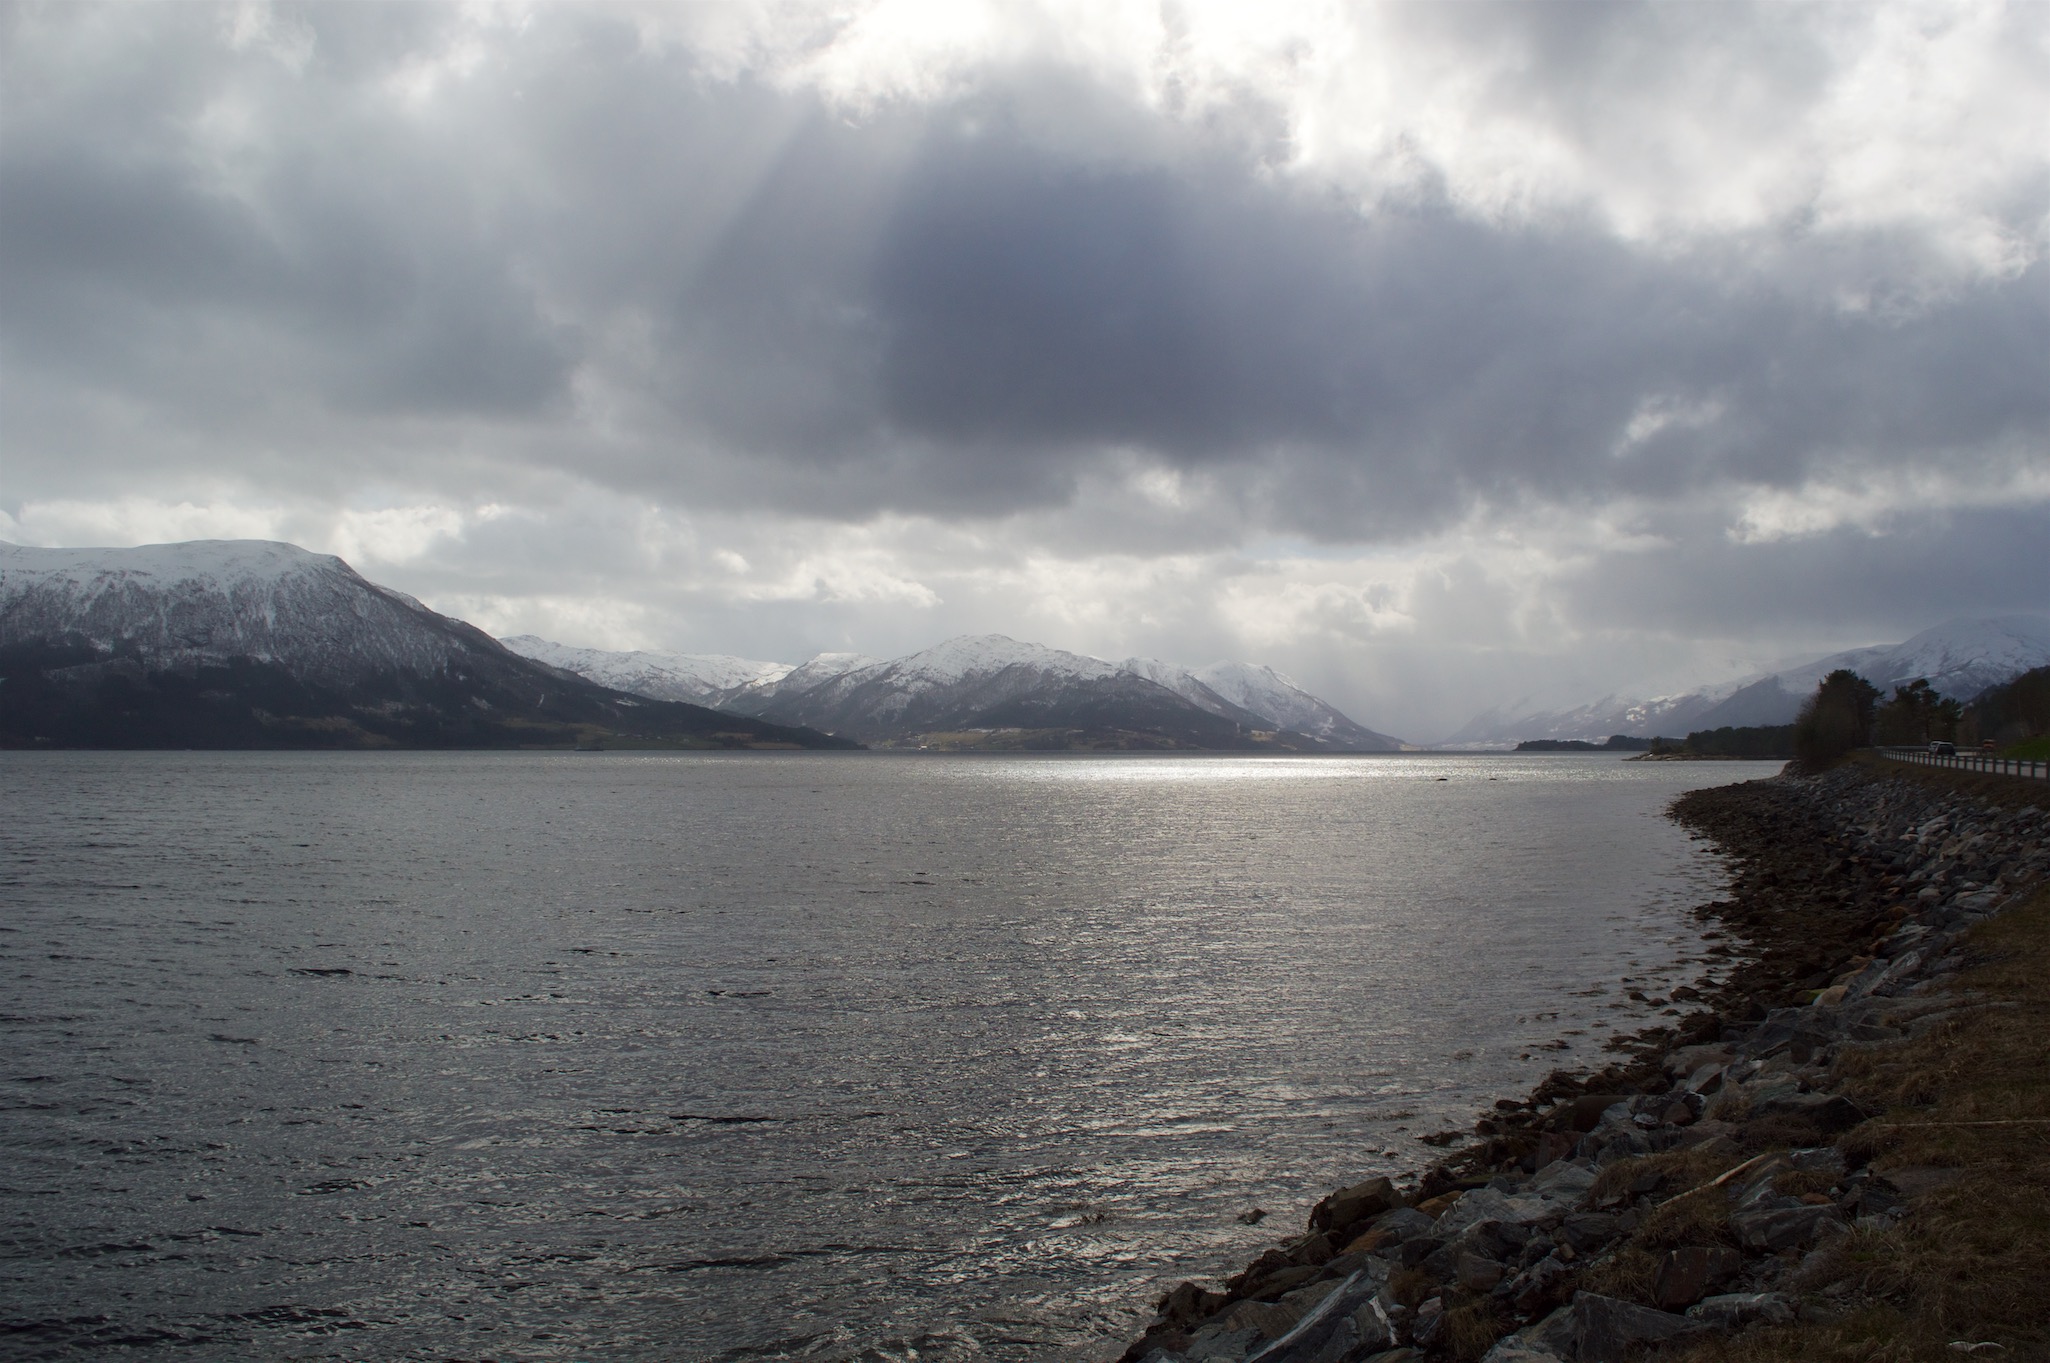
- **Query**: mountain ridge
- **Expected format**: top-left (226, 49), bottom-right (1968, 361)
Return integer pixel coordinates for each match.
top-left (516, 631), bottom-right (1406, 751)
top-left (1441, 615), bottom-right (2050, 747)
top-left (0, 540), bottom-right (853, 750)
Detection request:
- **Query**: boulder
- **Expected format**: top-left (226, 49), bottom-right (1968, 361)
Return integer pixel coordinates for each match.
top-left (1240, 1272), bottom-right (1392, 1363)
top-left (1749, 1090), bottom-right (1866, 1134)
top-left (1479, 1342), bottom-right (1568, 1363)
top-left (1457, 1251), bottom-right (1506, 1291)
top-left (1436, 1188), bottom-right (1552, 1234)
top-left (1311, 1178), bottom-right (1400, 1238)
top-left (1663, 1044), bottom-right (1733, 1079)
top-left (1411, 1297), bottom-right (1446, 1348)
top-left (1550, 1094), bottom-right (1635, 1133)
top-left (1184, 1325), bottom-right (1262, 1363)
top-left (1353, 1207), bottom-right (1435, 1249)
top-left (1730, 1204), bottom-right (1842, 1253)
top-left (1559, 1212), bottom-right (1622, 1252)
top-left (1528, 1160), bottom-right (1598, 1206)
top-left (1505, 1254), bottom-right (1575, 1315)
top-left (1650, 1246), bottom-right (1743, 1310)
top-left (1524, 1292), bottom-right (1709, 1363)
top-left (1157, 1282), bottom-right (1229, 1330)
top-left (1531, 1130), bottom-right (1578, 1169)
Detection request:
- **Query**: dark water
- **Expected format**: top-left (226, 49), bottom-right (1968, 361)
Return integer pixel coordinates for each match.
top-left (0, 751), bottom-right (1771, 1361)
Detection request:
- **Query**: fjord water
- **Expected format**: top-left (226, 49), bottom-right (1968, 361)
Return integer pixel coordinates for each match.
top-left (0, 752), bottom-right (1771, 1361)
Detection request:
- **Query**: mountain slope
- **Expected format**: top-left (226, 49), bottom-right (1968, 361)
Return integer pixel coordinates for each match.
top-left (1777, 616), bottom-right (2050, 702)
top-left (0, 540), bottom-right (854, 750)
top-left (720, 635), bottom-right (1243, 747)
top-left (1191, 661), bottom-right (1403, 751)
top-left (501, 635), bottom-right (791, 706)
top-left (1441, 615), bottom-right (2050, 746)
top-left (522, 631), bottom-right (1406, 751)
top-left (717, 634), bottom-right (1405, 749)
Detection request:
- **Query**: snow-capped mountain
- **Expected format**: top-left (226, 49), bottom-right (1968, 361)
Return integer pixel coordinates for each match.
top-left (709, 634), bottom-right (1404, 750)
top-left (719, 635), bottom-right (1242, 746)
top-left (1441, 615), bottom-right (2050, 746)
top-left (0, 539), bottom-right (851, 750)
top-left (1190, 661), bottom-right (1401, 751)
top-left (1119, 656), bottom-right (1402, 750)
top-left (501, 635), bottom-right (791, 707)
top-left (508, 631), bottom-right (1403, 750)
top-left (1, 538), bottom-right (485, 681)
top-left (1775, 616), bottom-right (2050, 702)
top-left (1437, 690), bottom-right (1734, 750)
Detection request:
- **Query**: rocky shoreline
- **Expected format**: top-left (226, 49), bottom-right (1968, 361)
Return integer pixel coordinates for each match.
top-left (1114, 757), bottom-right (2050, 1363)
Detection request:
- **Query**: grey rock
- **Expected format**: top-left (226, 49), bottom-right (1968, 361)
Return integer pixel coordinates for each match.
top-left (1185, 1325), bottom-right (1262, 1363)
top-left (1559, 1212), bottom-right (1622, 1252)
top-left (1363, 1207), bottom-right (1435, 1245)
top-left (1730, 1203), bottom-right (1842, 1253)
top-left (1242, 1271), bottom-right (1387, 1363)
top-left (1436, 1189), bottom-right (1552, 1234)
top-left (1748, 1090), bottom-right (1866, 1134)
top-left (1651, 1245), bottom-right (1744, 1310)
top-left (1521, 1292), bottom-right (1716, 1363)
top-left (1479, 1342), bottom-right (1568, 1363)
top-left (1457, 1251), bottom-right (1507, 1291)
top-left (1411, 1297), bottom-right (1445, 1349)
top-left (1786, 1146), bottom-right (1847, 1177)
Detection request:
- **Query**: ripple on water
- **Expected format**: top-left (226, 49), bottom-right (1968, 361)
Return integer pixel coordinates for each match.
top-left (0, 750), bottom-right (1764, 1361)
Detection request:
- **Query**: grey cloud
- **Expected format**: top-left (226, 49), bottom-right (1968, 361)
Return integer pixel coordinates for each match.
top-left (1561, 507), bottom-right (2050, 641)
top-left (4, 3), bottom-right (2042, 544)
top-left (1, 0), bottom-right (2044, 729)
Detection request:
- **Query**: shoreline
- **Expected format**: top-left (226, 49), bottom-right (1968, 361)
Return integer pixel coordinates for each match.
top-left (1112, 754), bottom-right (2050, 1363)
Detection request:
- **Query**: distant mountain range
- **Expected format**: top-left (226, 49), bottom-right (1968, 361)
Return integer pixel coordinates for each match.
top-left (0, 540), bottom-right (852, 750)
top-left (1442, 615), bottom-right (2050, 747)
top-left (14, 537), bottom-right (2035, 756)
top-left (507, 633), bottom-right (1406, 752)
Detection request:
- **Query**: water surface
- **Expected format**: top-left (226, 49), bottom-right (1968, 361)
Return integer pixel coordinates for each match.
top-left (0, 751), bottom-right (1772, 1360)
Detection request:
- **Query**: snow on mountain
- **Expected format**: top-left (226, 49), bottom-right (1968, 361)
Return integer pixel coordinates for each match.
top-left (1, 539), bottom-right (857, 750)
top-left (1778, 616), bottom-right (2050, 701)
top-left (501, 635), bottom-right (791, 706)
top-left (711, 634), bottom-right (1406, 749)
top-left (0, 538), bottom-right (491, 680)
top-left (502, 628), bottom-right (1404, 749)
top-left (1440, 614), bottom-right (2050, 746)
top-left (723, 634), bottom-right (1136, 738)
top-left (1190, 661), bottom-right (1403, 751)
top-left (1438, 689), bottom-right (1736, 749)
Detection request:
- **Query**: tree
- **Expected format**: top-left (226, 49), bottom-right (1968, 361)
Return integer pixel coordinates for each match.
top-left (1793, 669), bottom-right (1881, 768)
top-left (1875, 678), bottom-right (1962, 745)
top-left (1961, 665), bottom-right (2050, 747)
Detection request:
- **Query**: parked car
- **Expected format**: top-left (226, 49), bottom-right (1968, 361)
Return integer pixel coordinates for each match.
top-left (1930, 740), bottom-right (1957, 756)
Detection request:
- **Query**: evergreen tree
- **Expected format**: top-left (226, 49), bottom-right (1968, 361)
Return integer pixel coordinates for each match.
top-left (1793, 668), bottom-right (1881, 768)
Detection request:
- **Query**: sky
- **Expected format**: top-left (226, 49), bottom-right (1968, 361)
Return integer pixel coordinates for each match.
top-left (2, 0), bottom-right (2046, 740)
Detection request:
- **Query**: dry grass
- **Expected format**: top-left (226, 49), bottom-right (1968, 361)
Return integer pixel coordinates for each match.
top-left (1442, 1291), bottom-right (1511, 1362)
top-left (1387, 1264), bottom-right (1435, 1310)
top-left (1587, 1147), bottom-right (1739, 1206)
top-left (1669, 882), bottom-right (2050, 1363)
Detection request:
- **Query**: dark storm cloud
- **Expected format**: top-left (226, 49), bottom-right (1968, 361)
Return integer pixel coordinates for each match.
top-left (1562, 506), bottom-right (2050, 639)
top-left (0, 3), bottom-right (574, 425)
top-left (669, 112), bottom-right (2046, 534)
top-left (1, 2), bottom-right (2043, 542)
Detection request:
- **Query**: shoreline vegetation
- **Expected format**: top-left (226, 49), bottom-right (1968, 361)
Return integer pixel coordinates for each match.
top-left (1511, 663), bottom-right (2050, 767)
top-left (1111, 753), bottom-right (2049, 1363)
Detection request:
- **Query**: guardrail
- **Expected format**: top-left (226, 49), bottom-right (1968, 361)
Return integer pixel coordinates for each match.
top-left (1879, 746), bottom-right (2049, 781)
